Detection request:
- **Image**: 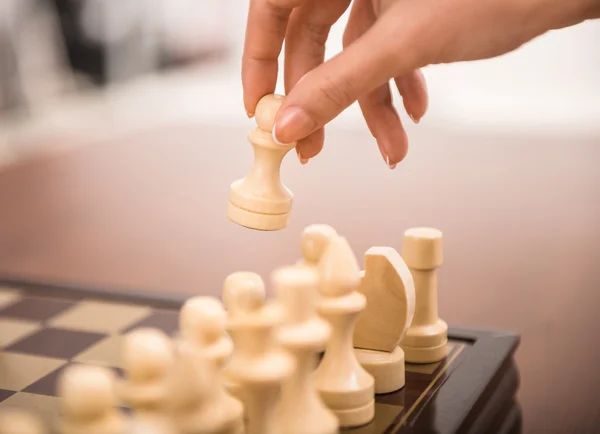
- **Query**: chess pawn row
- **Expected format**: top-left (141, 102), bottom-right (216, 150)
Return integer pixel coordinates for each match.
top-left (228, 94), bottom-right (297, 231)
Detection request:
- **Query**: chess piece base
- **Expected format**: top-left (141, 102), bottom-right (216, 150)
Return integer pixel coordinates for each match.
top-left (331, 399), bottom-right (375, 428)
top-left (227, 201), bottom-right (290, 231)
top-left (401, 319), bottom-right (448, 348)
top-left (355, 346), bottom-right (405, 394)
top-left (401, 339), bottom-right (448, 364)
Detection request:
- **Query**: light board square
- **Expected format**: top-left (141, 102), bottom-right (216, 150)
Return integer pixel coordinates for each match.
top-left (0, 289), bottom-right (21, 309)
top-left (0, 352), bottom-right (65, 391)
top-left (72, 335), bottom-right (123, 368)
top-left (0, 392), bottom-right (61, 425)
top-left (48, 300), bottom-right (152, 334)
top-left (0, 318), bottom-right (40, 349)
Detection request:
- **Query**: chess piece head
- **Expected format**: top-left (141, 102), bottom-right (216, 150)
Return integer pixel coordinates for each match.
top-left (222, 271), bottom-right (266, 319)
top-left (300, 224), bottom-right (338, 266)
top-left (180, 296), bottom-right (227, 347)
top-left (228, 94), bottom-right (296, 231)
top-left (272, 265), bottom-right (320, 325)
top-left (58, 365), bottom-right (118, 420)
top-left (0, 409), bottom-right (45, 434)
top-left (122, 328), bottom-right (174, 382)
top-left (318, 235), bottom-right (362, 297)
top-left (402, 227), bottom-right (443, 270)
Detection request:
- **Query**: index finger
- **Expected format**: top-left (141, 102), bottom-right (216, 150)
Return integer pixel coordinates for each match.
top-left (242, 0), bottom-right (305, 116)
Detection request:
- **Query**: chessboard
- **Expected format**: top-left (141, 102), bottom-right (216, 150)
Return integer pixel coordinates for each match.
top-left (0, 282), bottom-right (521, 434)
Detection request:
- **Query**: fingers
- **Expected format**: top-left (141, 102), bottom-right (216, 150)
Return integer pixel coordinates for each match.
top-left (359, 84), bottom-right (409, 168)
top-left (394, 69), bottom-right (429, 123)
top-left (283, 0), bottom-right (351, 161)
top-left (242, 0), bottom-right (307, 116)
top-left (273, 2), bottom-right (421, 144)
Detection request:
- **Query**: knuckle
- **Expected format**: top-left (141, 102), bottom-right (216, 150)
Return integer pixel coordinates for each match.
top-left (319, 75), bottom-right (354, 110)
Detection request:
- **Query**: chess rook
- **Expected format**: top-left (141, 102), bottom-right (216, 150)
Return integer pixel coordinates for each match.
top-left (314, 235), bottom-right (375, 428)
top-left (228, 94), bottom-right (297, 231)
top-left (272, 266), bottom-right (338, 434)
top-left (400, 227), bottom-right (449, 363)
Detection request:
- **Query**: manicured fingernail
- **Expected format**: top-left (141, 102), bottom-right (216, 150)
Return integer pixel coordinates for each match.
top-left (272, 124), bottom-right (283, 145)
top-left (386, 154), bottom-right (397, 170)
top-left (247, 111), bottom-right (254, 118)
top-left (408, 111), bottom-right (420, 124)
top-left (275, 106), bottom-right (316, 143)
top-left (297, 149), bottom-right (309, 165)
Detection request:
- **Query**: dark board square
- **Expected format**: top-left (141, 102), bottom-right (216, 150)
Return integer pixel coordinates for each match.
top-left (123, 309), bottom-right (179, 336)
top-left (23, 363), bottom-right (124, 397)
top-left (5, 328), bottom-right (106, 359)
top-left (0, 389), bottom-right (16, 403)
top-left (0, 297), bottom-right (75, 322)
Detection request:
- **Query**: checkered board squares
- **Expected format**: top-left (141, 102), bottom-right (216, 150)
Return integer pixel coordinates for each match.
top-left (0, 286), bottom-right (467, 433)
top-left (0, 287), bottom-right (180, 427)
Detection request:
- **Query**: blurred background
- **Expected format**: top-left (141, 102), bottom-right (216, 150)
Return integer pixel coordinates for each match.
top-left (0, 1), bottom-right (599, 433)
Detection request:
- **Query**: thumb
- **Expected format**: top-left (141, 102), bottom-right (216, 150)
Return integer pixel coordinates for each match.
top-left (273, 8), bottom-right (421, 144)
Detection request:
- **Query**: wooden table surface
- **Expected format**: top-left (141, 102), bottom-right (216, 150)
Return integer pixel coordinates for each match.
top-left (0, 122), bottom-right (598, 433)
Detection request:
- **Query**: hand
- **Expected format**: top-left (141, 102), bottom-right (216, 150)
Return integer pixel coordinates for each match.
top-left (242, 0), bottom-right (599, 167)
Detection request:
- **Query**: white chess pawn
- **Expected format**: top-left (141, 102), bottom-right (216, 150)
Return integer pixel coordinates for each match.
top-left (57, 364), bottom-right (126, 434)
top-left (221, 271), bottom-right (266, 402)
top-left (119, 328), bottom-right (174, 414)
top-left (179, 296), bottom-right (233, 368)
top-left (272, 265), bottom-right (338, 434)
top-left (225, 301), bottom-right (293, 434)
top-left (0, 409), bottom-right (46, 434)
top-left (228, 94), bottom-right (297, 231)
top-left (400, 227), bottom-right (448, 363)
top-left (314, 235), bottom-right (375, 428)
top-left (297, 224), bottom-right (338, 269)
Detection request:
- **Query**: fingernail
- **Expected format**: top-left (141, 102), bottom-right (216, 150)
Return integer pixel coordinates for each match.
top-left (272, 123), bottom-right (283, 145)
top-left (247, 111), bottom-right (254, 118)
top-left (408, 111), bottom-right (420, 124)
top-left (386, 154), bottom-right (397, 170)
top-left (275, 106), bottom-right (317, 143)
top-left (297, 149), bottom-right (309, 165)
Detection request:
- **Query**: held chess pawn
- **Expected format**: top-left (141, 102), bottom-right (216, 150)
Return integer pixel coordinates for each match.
top-left (271, 266), bottom-right (338, 434)
top-left (400, 227), bottom-right (449, 363)
top-left (57, 365), bottom-right (126, 434)
top-left (314, 235), bottom-right (375, 428)
top-left (228, 94), bottom-right (297, 231)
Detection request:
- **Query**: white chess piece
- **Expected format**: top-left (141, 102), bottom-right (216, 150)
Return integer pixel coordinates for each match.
top-left (180, 296), bottom-right (233, 368)
top-left (228, 94), bottom-right (297, 231)
top-left (297, 224), bottom-right (338, 269)
top-left (314, 235), bottom-right (375, 428)
top-left (400, 227), bottom-right (448, 363)
top-left (221, 271), bottom-right (266, 402)
top-left (169, 338), bottom-right (244, 434)
top-left (119, 328), bottom-right (174, 414)
top-left (0, 409), bottom-right (46, 434)
top-left (272, 265), bottom-right (339, 434)
top-left (225, 301), bottom-right (293, 434)
top-left (57, 364), bottom-right (126, 434)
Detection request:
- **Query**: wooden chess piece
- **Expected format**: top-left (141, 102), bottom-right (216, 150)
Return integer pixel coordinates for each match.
top-left (180, 296), bottom-right (233, 368)
top-left (271, 265), bottom-right (338, 434)
top-left (119, 328), bottom-right (174, 415)
top-left (353, 246), bottom-right (416, 393)
top-left (314, 235), bottom-right (375, 428)
top-left (296, 224), bottom-right (338, 270)
top-left (57, 364), bottom-right (126, 434)
top-left (400, 227), bottom-right (449, 363)
top-left (0, 409), bottom-right (46, 434)
top-left (221, 271), bottom-right (267, 405)
top-left (228, 94), bottom-right (297, 231)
